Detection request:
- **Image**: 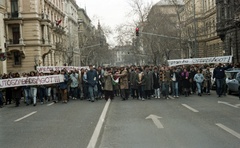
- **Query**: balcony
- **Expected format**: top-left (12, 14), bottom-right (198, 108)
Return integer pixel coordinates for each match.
top-left (52, 23), bottom-right (65, 34)
top-left (5, 12), bottom-right (19, 19)
top-left (9, 39), bottom-right (19, 44)
top-left (4, 12), bottom-right (23, 25)
top-left (41, 13), bottom-right (49, 20)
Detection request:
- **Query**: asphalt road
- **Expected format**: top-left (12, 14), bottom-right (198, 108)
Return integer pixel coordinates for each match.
top-left (0, 99), bottom-right (106, 148)
top-left (98, 94), bottom-right (240, 148)
top-left (1, 92), bottom-right (240, 148)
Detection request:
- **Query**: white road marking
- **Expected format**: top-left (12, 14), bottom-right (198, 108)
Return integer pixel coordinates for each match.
top-left (216, 123), bottom-right (240, 139)
top-left (218, 101), bottom-right (239, 108)
top-left (182, 104), bottom-right (199, 112)
top-left (146, 114), bottom-right (164, 129)
top-left (87, 99), bottom-right (111, 148)
top-left (47, 102), bottom-right (55, 106)
top-left (14, 111), bottom-right (37, 122)
top-left (235, 104), bottom-right (240, 107)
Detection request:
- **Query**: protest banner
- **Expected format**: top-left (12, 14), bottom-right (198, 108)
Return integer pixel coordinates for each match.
top-left (36, 66), bottom-right (90, 73)
top-left (0, 75), bottom-right (64, 88)
top-left (167, 55), bottom-right (232, 67)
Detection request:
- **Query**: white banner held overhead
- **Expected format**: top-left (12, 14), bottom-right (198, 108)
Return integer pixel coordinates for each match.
top-left (167, 56), bottom-right (232, 67)
top-left (36, 66), bottom-right (90, 73)
top-left (0, 75), bottom-right (64, 88)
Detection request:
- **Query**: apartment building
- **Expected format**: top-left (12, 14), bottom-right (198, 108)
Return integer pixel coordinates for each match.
top-left (3, 0), bottom-right (67, 73)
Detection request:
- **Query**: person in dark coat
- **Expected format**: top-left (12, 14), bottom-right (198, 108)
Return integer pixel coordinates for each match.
top-left (189, 67), bottom-right (197, 94)
top-left (58, 70), bottom-right (69, 103)
top-left (181, 68), bottom-right (190, 97)
top-left (86, 65), bottom-right (98, 102)
top-left (12, 73), bottom-right (22, 107)
top-left (4, 73), bottom-right (13, 105)
top-left (213, 63), bottom-right (232, 97)
top-left (143, 65), bottom-right (153, 99)
top-left (130, 67), bottom-right (138, 99)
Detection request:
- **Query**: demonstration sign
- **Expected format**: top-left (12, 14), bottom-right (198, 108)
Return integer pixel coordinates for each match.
top-left (0, 75), bottom-right (64, 88)
top-left (167, 55), bottom-right (232, 67)
top-left (37, 66), bottom-right (90, 73)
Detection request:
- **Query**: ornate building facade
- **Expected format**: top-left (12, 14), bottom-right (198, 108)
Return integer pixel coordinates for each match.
top-left (3, 0), bottom-right (66, 73)
top-left (216, 0), bottom-right (240, 63)
top-left (180, 0), bottom-right (223, 58)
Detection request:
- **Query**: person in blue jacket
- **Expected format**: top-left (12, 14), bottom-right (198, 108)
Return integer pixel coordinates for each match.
top-left (194, 69), bottom-right (204, 96)
top-left (86, 65), bottom-right (98, 102)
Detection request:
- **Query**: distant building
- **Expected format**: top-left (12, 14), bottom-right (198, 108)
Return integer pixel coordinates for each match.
top-left (114, 45), bottom-right (134, 66)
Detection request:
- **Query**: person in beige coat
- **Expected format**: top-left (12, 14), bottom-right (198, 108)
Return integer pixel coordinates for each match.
top-left (103, 68), bottom-right (114, 101)
top-left (117, 67), bottom-right (129, 101)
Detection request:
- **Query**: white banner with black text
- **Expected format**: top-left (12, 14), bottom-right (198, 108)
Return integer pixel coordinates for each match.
top-left (0, 75), bottom-right (64, 88)
top-left (167, 56), bottom-right (232, 67)
top-left (36, 66), bottom-right (90, 73)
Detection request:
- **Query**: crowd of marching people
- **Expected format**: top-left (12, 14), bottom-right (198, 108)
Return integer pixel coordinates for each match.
top-left (0, 63), bottom-right (235, 108)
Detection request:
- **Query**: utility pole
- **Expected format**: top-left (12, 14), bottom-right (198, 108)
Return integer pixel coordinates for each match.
top-left (193, 0), bottom-right (197, 58)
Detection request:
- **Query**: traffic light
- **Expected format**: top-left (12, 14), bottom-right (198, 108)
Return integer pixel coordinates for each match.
top-left (136, 27), bottom-right (139, 36)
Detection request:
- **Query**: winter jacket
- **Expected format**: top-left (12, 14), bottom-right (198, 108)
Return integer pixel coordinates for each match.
top-left (194, 73), bottom-right (204, 83)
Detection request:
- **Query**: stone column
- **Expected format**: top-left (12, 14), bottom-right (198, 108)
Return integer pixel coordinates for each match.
top-left (5, 24), bottom-right (9, 44)
top-left (18, 0), bottom-right (22, 17)
top-left (19, 24), bottom-right (24, 44)
top-left (44, 25), bottom-right (49, 44)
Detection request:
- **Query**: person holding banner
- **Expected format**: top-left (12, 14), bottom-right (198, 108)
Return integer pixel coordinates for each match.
top-left (12, 73), bottom-right (22, 107)
top-left (0, 75), bottom-right (4, 107)
top-left (29, 71), bottom-right (38, 106)
top-left (22, 73), bottom-right (31, 106)
top-left (103, 68), bottom-right (114, 101)
top-left (117, 66), bottom-right (129, 101)
top-left (0, 89), bottom-right (3, 108)
top-left (4, 73), bottom-right (13, 105)
top-left (213, 63), bottom-right (232, 97)
top-left (59, 70), bottom-right (69, 103)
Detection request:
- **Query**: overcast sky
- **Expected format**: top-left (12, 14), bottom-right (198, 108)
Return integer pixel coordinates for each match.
top-left (76, 0), bottom-right (160, 46)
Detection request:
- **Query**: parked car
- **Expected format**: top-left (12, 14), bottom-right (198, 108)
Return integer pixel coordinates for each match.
top-left (225, 69), bottom-right (240, 95)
